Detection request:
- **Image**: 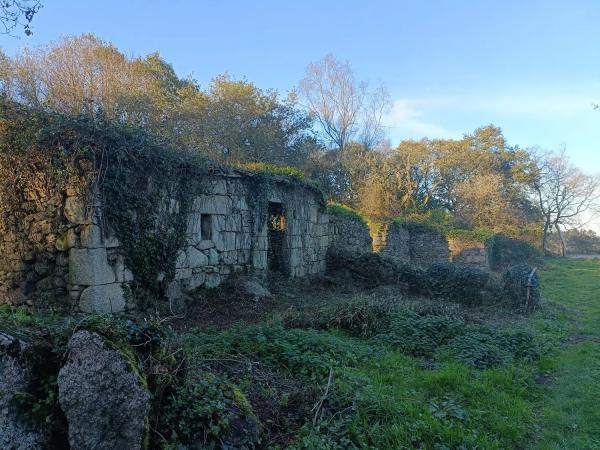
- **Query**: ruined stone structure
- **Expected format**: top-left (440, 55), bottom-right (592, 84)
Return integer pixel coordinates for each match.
top-left (328, 214), bottom-right (372, 255)
top-left (379, 222), bottom-right (450, 268)
top-left (447, 237), bottom-right (488, 269)
top-left (0, 167), bottom-right (329, 313)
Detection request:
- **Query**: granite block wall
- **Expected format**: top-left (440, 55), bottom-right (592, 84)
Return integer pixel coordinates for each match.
top-left (328, 215), bottom-right (372, 255)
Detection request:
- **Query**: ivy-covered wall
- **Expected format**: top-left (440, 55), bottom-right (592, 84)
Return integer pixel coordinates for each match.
top-left (0, 100), bottom-right (332, 313)
top-left (0, 167), bottom-right (330, 313)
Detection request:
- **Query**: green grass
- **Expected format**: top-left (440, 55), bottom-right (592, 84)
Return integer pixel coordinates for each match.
top-left (534, 258), bottom-right (600, 449)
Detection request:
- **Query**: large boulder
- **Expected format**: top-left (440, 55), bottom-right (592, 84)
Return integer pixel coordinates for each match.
top-left (0, 332), bottom-right (45, 450)
top-left (58, 330), bottom-right (150, 450)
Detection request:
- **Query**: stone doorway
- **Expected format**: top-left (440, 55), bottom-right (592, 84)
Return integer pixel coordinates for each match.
top-left (267, 202), bottom-right (286, 273)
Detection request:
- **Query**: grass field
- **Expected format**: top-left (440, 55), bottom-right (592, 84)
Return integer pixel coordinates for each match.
top-left (534, 258), bottom-right (600, 449)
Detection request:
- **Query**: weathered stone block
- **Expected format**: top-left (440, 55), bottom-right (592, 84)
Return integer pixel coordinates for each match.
top-left (58, 331), bottom-right (150, 450)
top-left (0, 333), bottom-right (45, 450)
top-left (80, 224), bottom-right (103, 248)
top-left (192, 195), bottom-right (232, 215)
top-left (69, 248), bottom-right (116, 286)
top-left (64, 197), bottom-right (88, 224)
top-left (79, 283), bottom-right (126, 313)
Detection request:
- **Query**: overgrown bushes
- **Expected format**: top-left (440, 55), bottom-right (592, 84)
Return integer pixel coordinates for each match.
top-left (427, 262), bottom-right (491, 306)
top-left (283, 301), bottom-right (389, 337)
top-left (376, 310), bottom-right (464, 357)
top-left (326, 249), bottom-right (430, 293)
top-left (285, 304), bottom-right (541, 369)
top-left (327, 202), bottom-right (366, 223)
top-left (486, 234), bottom-right (538, 271)
top-left (160, 373), bottom-right (261, 449)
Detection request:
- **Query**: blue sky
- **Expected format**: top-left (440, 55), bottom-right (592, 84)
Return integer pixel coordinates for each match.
top-left (2, 0), bottom-right (600, 174)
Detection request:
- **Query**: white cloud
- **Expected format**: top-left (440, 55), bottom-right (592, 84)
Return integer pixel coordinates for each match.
top-left (383, 99), bottom-right (458, 140)
top-left (383, 88), bottom-right (600, 142)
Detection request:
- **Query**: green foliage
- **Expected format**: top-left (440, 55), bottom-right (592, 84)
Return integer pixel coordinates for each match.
top-left (446, 227), bottom-right (494, 244)
top-left (393, 216), bottom-right (442, 234)
top-left (390, 209), bottom-right (456, 233)
top-left (326, 202), bottom-right (366, 223)
top-left (283, 301), bottom-right (389, 337)
top-left (501, 263), bottom-right (540, 311)
top-left (184, 324), bottom-right (375, 381)
top-left (161, 373), bottom-right (260, 449)
top-left (442, 329), bottom-right (514, 368)
top-left (376, 311), bottom-right (465, 357)
top-left (486, 234), bottom-right (538, 271)
top-left (427, 262), bottom-right (490, 306)
top-left (236, 161), bottom-right (305, 179)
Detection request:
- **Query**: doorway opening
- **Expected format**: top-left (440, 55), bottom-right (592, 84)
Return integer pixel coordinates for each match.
top-left (267, 202), bottom-right (286, 273)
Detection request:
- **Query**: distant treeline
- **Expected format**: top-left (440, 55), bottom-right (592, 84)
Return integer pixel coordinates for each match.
top-left (1, 34), bottom-right (598, 253)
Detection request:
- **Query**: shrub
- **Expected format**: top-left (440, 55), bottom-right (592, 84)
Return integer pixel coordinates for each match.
top-left (327, 202), bottom-right (366, 223)
top-left (486, 234), bottom-right (537, 271)
top-left (393, 217), bottom-right (440, 234)
top-left (283, 301), bottom-right (389, 337)
top-left (376, 311), bottom-right (465, 357)
top-left (327, 249), bottom-right (430, 293)
top-left (445, 228), bottom-right (494, 245)
top-left (427, 262), bottom-right (490, 306)
top-left (236, 161), bottom-right (305, 179)
top-left (501, 264), bottom-right (540, 312)
top-left (501, 329), bottom-right (540, 361)
top-left (393, 209), bottom-right (456, 233)
top-left (161, 373), bottom-right (261, 449)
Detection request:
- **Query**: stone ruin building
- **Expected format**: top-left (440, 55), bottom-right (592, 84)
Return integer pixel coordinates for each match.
top-left (0, 164), bottom-right (338, 313)
top-left (0, 111), bottom-right (465, 314)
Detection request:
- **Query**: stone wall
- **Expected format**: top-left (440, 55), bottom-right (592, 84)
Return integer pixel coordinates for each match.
top-left (328, 215), bottom-right (372, 255)
top-left (0, 168), bottom-right (330, 313)
top-left (0, 174), bottom-right (91, 310)
top-left (447, 237), bottom-right (488, 269)
top-left (379, 222), bottom-right (449, 268)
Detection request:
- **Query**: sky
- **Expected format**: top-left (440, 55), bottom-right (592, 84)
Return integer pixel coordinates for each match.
top-left (1, 0), bottom-right (599, 171)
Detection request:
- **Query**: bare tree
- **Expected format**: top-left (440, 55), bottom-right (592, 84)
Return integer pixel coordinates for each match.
top-left (359, 83), bottom-right (391, 149)
top-left (299, 54), bottom-right (390, 151)
top-left (1, 0), bottom-right (42, 36)
top-left (533, 148), bottom-right (600, 256)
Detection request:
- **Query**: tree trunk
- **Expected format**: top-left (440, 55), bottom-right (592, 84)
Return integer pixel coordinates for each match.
top-left (555, 223), bottom-right (566, 257)
top-left (542, 221), bottom-right (550, 255)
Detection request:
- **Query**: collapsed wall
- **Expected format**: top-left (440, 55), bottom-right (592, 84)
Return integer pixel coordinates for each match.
top-left (447, 236), bottom-right (488, 269)
top-left (379, 221), bottom-right (449, 267)
top-left (327, 210), bottom-right (372, 255)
